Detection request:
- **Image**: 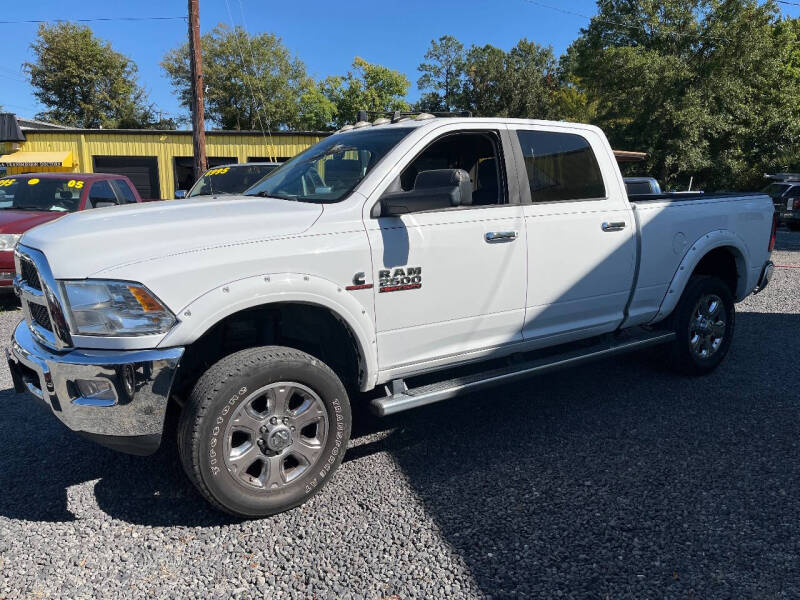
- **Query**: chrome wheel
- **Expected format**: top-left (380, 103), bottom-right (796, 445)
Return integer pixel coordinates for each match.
top-left (223, 382), bottom-right (328, 491)
top-left (688, 293), bottom-right (726, 359)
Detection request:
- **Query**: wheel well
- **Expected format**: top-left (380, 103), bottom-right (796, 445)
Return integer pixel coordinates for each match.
top-left (691, 246), bottom-right (740, 296)
top-left (170, 303), bottom-right (363, 404)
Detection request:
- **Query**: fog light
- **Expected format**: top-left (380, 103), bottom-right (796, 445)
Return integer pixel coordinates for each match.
top-left (75, 379), bottom-right (116, 403)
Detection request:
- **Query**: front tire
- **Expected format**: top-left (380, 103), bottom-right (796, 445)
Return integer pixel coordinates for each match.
top-left (669, 275), bottom-right (735, 375)
top-left (177, 346), bottom-right (351, 518)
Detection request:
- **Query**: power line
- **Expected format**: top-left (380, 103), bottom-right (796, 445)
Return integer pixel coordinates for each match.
top-left (222, 0), bottom-right (276, 162)
top-left (0, 16), bottom-right (187, 25)
top-left (519, 0), bottom-right (732, 42)
top-left (0, 67), bottom-right (27, 84)
top-left (237, 0), bottom-right (276, 161)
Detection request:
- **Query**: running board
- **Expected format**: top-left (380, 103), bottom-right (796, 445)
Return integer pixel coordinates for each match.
top-left (371, 329), bottom-right (676, 417)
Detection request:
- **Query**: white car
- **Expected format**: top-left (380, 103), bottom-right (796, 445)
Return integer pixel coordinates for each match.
top-left (8, 115), bottom-right (777, 517)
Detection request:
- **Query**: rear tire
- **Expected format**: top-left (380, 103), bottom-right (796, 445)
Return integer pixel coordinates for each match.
top-left (177, 346), bottom-right (351, 518)
top-left (669, 275), bottom-right (735, 376)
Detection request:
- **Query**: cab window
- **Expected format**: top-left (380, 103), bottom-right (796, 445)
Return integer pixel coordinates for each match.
top-left (88, 180), bottom-right (118, 208)
top-left (397, 132), bottom-right (506, 207)
top-left (516, 130), bottom-right (606, 202)
top-left (112, 179), bottom-right (138, 203)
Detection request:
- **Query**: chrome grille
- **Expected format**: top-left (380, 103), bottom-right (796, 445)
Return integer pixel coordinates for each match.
top-left (14, 245), bottom-right (73, 350)
top-left (29, 303), bottom-right (52, 331)
top-left (19, 257), bottom-right (41, 291)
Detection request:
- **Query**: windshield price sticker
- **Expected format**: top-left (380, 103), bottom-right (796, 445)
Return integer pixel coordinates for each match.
top-left (67, 180), bottom-right (85, 189)
top-left (27, 178), bottom-right (40, 186)
top-left (0, 179), bottom-right (15, 187)
top-left (206, 167), bottom-right (230, 176)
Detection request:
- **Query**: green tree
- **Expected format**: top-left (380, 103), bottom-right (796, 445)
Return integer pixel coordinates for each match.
top-left (567, 0), bottom-right (800, 189)
top-left (416, 35), bottom-right (465, 112)
top-left (24, 22), bottom-right (161, 128)
top-left (460, 44), bottom-right (507, 117)
top-left (416, 36), bottom-right (577, 120)
top-left (320, 57), bottom-right (410, 128)
top-left (501, 39), bottom-right (561, 119)
top-left (296, 81), bottom-right (336, 131)
top-left (162, 25), bottom-right (311, 130)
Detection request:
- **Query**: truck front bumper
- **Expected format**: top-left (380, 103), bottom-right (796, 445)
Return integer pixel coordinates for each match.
top-left (7, 320), bottom-right (184, 455)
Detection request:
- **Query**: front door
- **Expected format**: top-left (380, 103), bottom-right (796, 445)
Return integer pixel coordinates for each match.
top-left (365, 128), bottom-right (528, 374)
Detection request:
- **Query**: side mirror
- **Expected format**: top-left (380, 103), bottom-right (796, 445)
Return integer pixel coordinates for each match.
top-left (374, 169), bottom-right (472, 218)
top-left (174, 190), bottom-right (187, 199)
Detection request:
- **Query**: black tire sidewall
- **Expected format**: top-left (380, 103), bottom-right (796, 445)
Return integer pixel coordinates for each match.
top-left (195, 354), bottom-right (351, 517)
top-left (673, 276), bottom-right (735, 374)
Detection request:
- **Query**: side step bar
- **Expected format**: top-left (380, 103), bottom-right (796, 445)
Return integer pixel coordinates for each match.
top-left (371, 329), bottom-right (676, 417)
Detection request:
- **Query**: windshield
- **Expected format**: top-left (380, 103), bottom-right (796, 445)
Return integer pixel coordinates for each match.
top-left (0, 177), bottom-right (84, 212)
top-left (188, 164), bottom-right (280, 198)
top-left (762, 183), bottom-right (790, 198)
top-left (245, 127), bottom-right (414, 203)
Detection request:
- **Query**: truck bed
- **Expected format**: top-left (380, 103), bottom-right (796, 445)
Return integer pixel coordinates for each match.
top-left (628, 191), bottom-right (765, 203)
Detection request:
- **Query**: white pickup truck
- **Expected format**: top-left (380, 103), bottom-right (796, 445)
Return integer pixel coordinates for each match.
top-left (7, 115), bottom-right (777, 517)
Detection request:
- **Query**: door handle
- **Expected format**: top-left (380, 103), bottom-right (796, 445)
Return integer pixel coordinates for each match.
top-left (485, 231), bottom-right (518, 243)
top-left (601, 221), bottom-right (626, 232)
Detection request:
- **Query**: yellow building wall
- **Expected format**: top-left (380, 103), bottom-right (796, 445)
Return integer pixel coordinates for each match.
top-left (13, 131), bottom-right (324, 198)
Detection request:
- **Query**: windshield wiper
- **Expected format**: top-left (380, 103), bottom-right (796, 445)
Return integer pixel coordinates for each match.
top-left (8, 205), bottom-right (47, 211)
top-left (252, 191), bottom-right (298, 201)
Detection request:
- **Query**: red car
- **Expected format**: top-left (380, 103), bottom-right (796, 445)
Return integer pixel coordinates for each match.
top-left (0, 173), bottom-right (144, 292)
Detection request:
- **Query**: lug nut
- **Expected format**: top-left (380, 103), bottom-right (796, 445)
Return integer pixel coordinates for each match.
top-left (282, 417), bottom-right (289, 425)
top-left (259, 426), bottom-right (267, 433)
top-left (270, 417), bottom-right (278, 425)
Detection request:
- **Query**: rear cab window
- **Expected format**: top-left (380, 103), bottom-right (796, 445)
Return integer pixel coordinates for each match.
top-left (515, 129), bottom-right (606, 202)
top-left (111, 179), bottom-right (138, 203)
top-left (88, 180), bottom-right (118, 208)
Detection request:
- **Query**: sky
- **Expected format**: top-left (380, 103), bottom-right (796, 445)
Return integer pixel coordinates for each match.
top-left (1, 0), bottom-right (799, 123)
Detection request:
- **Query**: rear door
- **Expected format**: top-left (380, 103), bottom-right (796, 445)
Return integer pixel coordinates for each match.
top-left (510, 125), bottom-right (636, 344)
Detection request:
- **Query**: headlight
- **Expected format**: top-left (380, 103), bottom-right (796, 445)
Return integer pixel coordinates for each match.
top-left (0, 234), bottom-right (21, 251)
top-left (61, 280), bottom-right (176, 336)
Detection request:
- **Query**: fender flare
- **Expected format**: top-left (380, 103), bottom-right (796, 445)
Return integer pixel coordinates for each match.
top-left (650, 229), bottom-right (750, 322)
top-left (157, 272), bottom-right (379, 391)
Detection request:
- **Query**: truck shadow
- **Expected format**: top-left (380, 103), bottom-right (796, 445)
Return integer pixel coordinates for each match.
top-left (0, 311), bottom-right (797, 541)
top-left (356, 310), bottom-right (800, 596)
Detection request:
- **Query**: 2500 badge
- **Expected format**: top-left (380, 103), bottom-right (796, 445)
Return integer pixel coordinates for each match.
top-left (379, 266), bottom-right (422, 293)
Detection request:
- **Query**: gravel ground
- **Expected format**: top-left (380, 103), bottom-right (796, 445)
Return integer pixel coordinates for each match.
top-left (0, 229), bottom-right (799, 599)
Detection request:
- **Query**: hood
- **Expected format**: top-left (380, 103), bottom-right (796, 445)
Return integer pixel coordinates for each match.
top-left (21, 195), bottom-right (323, 278)
top-left (0, 209), bottom-right (65, 233)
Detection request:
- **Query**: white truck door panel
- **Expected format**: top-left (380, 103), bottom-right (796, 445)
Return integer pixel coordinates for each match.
top-left (512, 126), bottom-right (636, 342)
top-left (368, 206), bottom-right (526, 369)
top-left (523, 201), bottom-right (636, 339)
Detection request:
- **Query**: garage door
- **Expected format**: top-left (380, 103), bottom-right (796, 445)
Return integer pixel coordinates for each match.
top-left (92, 156), bottom-right (161, 200)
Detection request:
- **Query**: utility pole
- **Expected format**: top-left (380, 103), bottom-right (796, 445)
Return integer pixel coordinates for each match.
top-left (188, 0), bottom-right (207, 180)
